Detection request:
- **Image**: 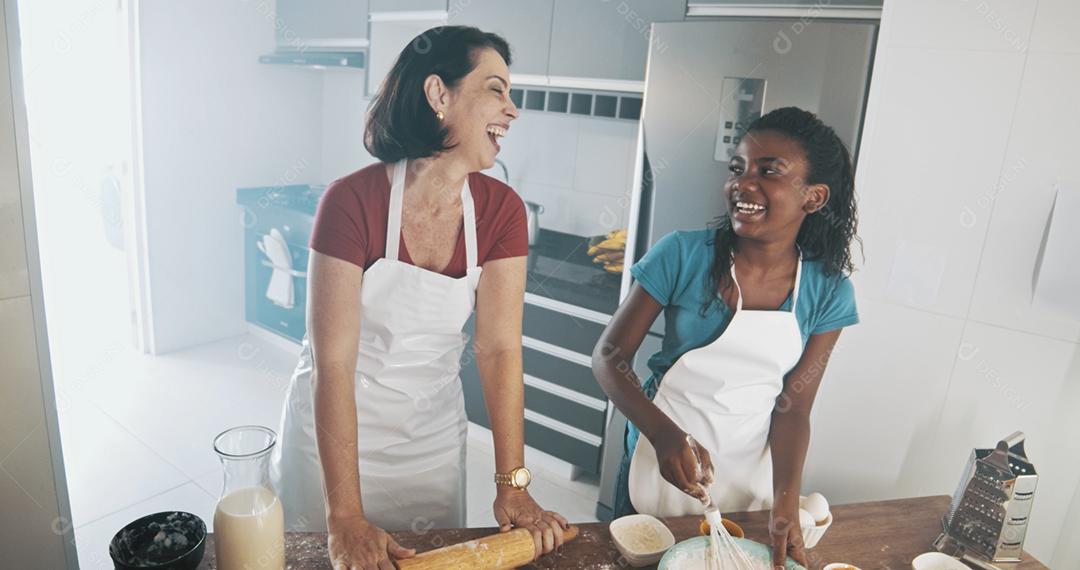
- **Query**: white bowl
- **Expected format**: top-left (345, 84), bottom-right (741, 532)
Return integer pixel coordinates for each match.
top-left (802, 510), bottom-right (833, 548)
top-left (912, 552), bottom-right (970, 570)
top-left (823, 564), bottom-right (862, 570)
top-left (610, 514), bottom-right (676, 567)
top-left (799, 494), bottom-right (833, 549)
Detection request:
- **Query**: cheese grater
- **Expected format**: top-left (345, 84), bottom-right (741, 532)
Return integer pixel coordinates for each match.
top-left (932, 431), bottom-right (1038, 569)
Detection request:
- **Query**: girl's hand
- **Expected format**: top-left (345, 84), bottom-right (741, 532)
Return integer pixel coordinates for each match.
top-left (652, 425), bottom-right (714, 502)
top-left (326, 514), bottom-right (415, 570)
top-left (768, 499), bottom-right (808, 569)
top-left (492, 488), bottom-right (570, 560)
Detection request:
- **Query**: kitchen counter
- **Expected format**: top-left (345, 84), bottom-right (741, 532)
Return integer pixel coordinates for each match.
top-left (196, 496), bottom-right (1048, 569)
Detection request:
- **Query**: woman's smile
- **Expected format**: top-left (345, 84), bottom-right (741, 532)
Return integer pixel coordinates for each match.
top-left (485, 123), bottom-right (508, 152)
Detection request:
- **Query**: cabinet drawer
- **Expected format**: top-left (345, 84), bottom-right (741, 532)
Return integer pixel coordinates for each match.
top-left (521, 345), bottom-right (604, 401)
top-left (524, 380), bottom-right (605, 436)
top-left (462, 363), bottom-right (603, 474)
top-left (522, 302), bottom-right (606, 357)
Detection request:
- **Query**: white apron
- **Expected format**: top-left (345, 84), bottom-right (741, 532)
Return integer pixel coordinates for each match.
top-left (271, 159), bottom-right (482, 531)
top-left (628, 249), bottom-right (804, 517)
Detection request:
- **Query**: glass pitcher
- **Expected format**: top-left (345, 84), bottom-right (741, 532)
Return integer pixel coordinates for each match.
top-left (212, 425), bottom-right (285, 570)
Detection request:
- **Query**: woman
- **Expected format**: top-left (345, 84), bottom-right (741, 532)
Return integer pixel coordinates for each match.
top-left (271, 26), bottom-right (568, 569)
top-left (593, 107), bottom-right (860, 568)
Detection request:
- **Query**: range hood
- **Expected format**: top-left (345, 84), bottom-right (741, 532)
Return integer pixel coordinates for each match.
top-left (258, 49), bottom-right (365, 70)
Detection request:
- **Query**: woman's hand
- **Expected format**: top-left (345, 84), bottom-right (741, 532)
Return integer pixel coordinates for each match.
top-left (326, 514), bottom-right (415, 570)
top-left (651, 425), bottom-right (714, 502)
top-left (492, 488), bottom-right (570, 560)
top-left (768, 498), bottom-right (808, 569)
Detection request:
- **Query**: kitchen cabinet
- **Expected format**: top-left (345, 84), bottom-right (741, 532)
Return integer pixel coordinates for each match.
top-left (370, 0), bottom-right (446, 11)
top-left (460, 307), bottom-right (608, 474)
top-left (685, 0), bottom-right (883, 17)
top-left (547, 0), bottom-right (685, 83)
top-left (447, 0), bottom-right (554, 77)
top-left (275, 0), bottom-right (370, 48)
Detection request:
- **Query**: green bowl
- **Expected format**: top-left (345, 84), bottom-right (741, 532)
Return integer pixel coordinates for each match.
top-left (657, 536), bottom-right (806, 570)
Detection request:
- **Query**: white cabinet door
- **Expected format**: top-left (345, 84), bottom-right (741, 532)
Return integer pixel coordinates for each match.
top-left (447, 0), bottom-right (554, 78)
top-left (547, 0), bottom-right (684, 83)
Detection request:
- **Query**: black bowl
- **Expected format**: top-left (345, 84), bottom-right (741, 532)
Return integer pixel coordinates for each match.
top-left (109, 511), bottom-right (206, 570)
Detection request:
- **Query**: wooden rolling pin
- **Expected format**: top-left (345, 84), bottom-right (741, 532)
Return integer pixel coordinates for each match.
top-left (397, 525), bottom-right (580, 570)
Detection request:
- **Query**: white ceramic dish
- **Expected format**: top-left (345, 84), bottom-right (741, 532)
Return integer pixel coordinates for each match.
top-left (610, 513), bottom-right (676, 567)
top-left (912, 552), bottom-right (970, 570)
top-left (823, 564), bottom-right (862, 570)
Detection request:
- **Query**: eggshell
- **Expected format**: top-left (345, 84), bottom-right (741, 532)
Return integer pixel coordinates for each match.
top-left (803, 492), bottom-right (830, 523)
top-left (798, 508), bottom-right (816, 529)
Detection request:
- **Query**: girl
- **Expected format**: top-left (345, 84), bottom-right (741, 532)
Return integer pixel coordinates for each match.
top-left (594, 107), bottom-right (860, 568)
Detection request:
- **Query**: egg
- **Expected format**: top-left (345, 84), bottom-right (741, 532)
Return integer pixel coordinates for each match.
top-left (798, 508), bottom-right (815, 529)
top-left (803, 492), bottom-right (830, 524)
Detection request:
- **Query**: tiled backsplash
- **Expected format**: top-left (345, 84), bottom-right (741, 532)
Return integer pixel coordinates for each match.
top-left (483, 112), bottom-right (637, 239)
top-left (319, 75), bottom-right (639, 241)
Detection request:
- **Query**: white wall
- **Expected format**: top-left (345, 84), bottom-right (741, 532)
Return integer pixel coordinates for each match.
top-left (320, 72), bottom-right (376, 183)
top-left (1, 0), bottom-right (74, 565)
top-left (137, 0), bottom-right (324, 353)
top-left (803, 0), bottom-right (1080, 566)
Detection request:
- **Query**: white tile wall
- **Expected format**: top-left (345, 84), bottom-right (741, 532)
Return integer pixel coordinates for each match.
top-left (1028, 0), bottom-right (1080, 54)
top-left (1054, 479), bottom-right (1080, 568)
top-left (804, 297), bottom-right (967, 502)
top-left (887, 0), bottom-right (1037, 53)
top-left (967, 52), bottom-right (1080, 342)
top-left (821, 1), bottom-right (1080, 566)
top-left (495, 111), bottom-right (636, 238)
top-left (320, 75), bottom-right (377, 183)
top-left (854, 46), bottom-right (1025, 318)
top-left (935, 322), bottom-right (1080, 559)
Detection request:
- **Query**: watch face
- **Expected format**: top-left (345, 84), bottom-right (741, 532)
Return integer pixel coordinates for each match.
top-left (513, 468), bottom-right (531, 487)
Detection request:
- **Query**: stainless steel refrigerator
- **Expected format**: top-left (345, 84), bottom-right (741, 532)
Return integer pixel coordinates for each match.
top-left (596, 17), bottom-right (878, 520)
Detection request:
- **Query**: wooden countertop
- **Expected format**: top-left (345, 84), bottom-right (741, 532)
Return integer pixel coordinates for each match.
top-left (197, 495), bottom-right (1048, 569)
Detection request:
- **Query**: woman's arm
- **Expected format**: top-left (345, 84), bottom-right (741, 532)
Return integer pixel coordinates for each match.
top-left (308, 251), bottom-right (365, 520)
top-left (472, 255), bottom-right (568, 557)
top-left (306, 251), bottom-right (414, 566)
top-left (592, 284), bottom-right (712, 497)
top-left (767, 328), bottom-right (843, 568)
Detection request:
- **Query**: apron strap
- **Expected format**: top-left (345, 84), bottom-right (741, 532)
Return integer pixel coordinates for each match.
top-left (386, 159), bottom-right (479, 269)
top-left (790, 246), bottom-right (803, 311)
top-left (461, 176), bottom-right (479, 269)
top-left (385, 159), bottom-right (408, 261)
top-left (728, 246), bottom-right (803, 313)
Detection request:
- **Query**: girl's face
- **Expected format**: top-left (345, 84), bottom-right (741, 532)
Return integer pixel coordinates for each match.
top-left (724, 129), bottom-right (828, 242)
top-left (437, 47), bottom-right (519, 172)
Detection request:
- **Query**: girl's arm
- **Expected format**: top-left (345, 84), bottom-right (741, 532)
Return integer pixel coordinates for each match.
top-left (473, 255), bottom-right (568, 558)
top-left (767, 328), bottom-right (843, 568)
top-left (593, 284), bottom-right (712, 496)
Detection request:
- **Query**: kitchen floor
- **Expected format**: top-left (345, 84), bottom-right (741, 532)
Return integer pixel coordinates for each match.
top-left (53, 331), bottom-right (599, 569)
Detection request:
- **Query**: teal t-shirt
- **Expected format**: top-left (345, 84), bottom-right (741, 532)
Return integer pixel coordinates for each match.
top-left (629, 229), bottom-right (859, 393)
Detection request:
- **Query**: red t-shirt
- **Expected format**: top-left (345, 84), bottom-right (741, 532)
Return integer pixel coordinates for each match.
top-left (309, 163), bottom-right (528, 277)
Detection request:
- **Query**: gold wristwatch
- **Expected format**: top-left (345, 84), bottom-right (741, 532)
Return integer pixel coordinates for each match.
top-left (494, 466), bottom-right (532, 489)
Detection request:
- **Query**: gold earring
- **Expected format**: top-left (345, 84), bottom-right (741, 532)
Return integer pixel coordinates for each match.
top-left (435, 110), bottom-right (445, 120)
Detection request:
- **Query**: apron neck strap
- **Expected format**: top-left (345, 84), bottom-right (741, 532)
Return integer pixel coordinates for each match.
top-left (728, 246), bottom-right (803, 312)
top-left (385, 159), bottom-right (479, 269)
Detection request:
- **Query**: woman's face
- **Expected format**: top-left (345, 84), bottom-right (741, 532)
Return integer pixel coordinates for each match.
top-left (723, 129), bottom-right (827, 242)
top-left (439, 47), bottom-right (519, 171)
